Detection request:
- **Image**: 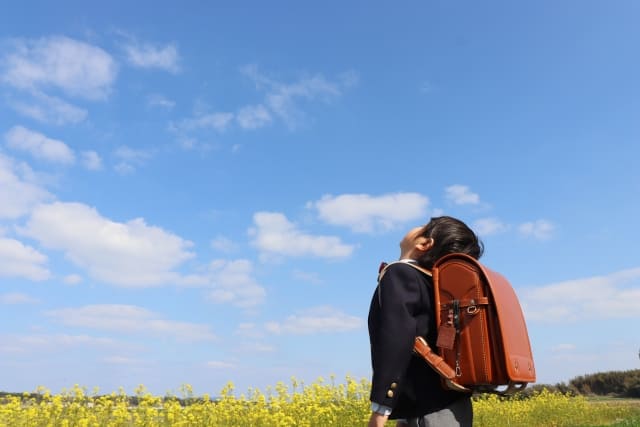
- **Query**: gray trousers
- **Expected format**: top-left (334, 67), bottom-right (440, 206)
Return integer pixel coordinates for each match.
top-left (406, 397), bottom-right (473, 427)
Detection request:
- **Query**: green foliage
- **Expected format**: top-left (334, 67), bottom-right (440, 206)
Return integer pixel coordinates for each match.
top-left (568, 369), bottom-right (640, 398)
top-left (487, 369), bottom-right (640, 400)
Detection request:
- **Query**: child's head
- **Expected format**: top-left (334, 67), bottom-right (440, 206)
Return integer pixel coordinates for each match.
top-left (415, 216), bottom-right (483, 269)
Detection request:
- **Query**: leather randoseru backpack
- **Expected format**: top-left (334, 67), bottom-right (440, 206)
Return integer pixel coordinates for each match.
top-left (379, 253), bottom-right (536, 395)
top-left (409, 253), bottom-right (536, 394)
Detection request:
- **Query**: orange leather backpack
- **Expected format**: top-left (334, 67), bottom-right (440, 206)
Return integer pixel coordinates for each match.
top-left (381, 253), bottom-right (536, 394)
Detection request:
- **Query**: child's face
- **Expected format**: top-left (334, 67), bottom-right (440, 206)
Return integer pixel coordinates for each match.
top-left (399, 225), bottom-right (426, 258)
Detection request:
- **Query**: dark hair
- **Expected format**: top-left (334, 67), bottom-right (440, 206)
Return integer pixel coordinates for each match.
top-left (416, 216), bottom-right (484, 269)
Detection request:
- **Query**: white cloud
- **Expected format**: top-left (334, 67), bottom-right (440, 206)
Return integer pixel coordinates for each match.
top-left (46, 304), bottom-right (215, 342)
top-left (81, 150), bottom-right (102, 171)
top-left (0, 153), bottom-right (53, 219)
top-left (266, 306), bottom-right (363, 335)
top-left (171, 112), bottom-right (235, 133)
top-left (0, 333), bottom-right (117, 354)
top-left (0, 237), bottom-right (50, 280)
top-left (311, 192), bottom-right (429, 233)
top-left (168, 66), bottom-right (354, 147)
top-left (114, 146), bottom-right (150, 163)
top-left (207, 259), bottom-right (266, 308)
top-left (519, 219), bottom-right (554, 240)
top-left (522, 267), bottom-right (640, 322)
top-left (114, 162), bottom-right (135, 175)
top-left (175, 273), bottom-right (209, 287)
top-left (240, 65), bottom-right (356, 129)
top-left (178, 137), bottom-right (198, 150)
top-left (249, 212), bottom-right (354, 259)
top-left (210, 236), bottom-right (238, 253)
top-left (1, 36), bottom-right (118, 100)
top-left (21, 202), bottom-right (194, 287)
top-left (0, 292), bottom-right (39, 304)
top-left (63, 274), bottom-right (83, 285)
top-left (148, 93), bottom-right (175, 109)
top-left (113, 146), bottom-right (152, 174)
top-left (445, 185), bottom-right (480, 205)
top-left (5, 125), bottom-right (75, 165)
top-left (9, 91), bottom-right (87, 125)
top-left (236, 104), bottom-right (272, 129)
top-left (473, 217), bottom-right (509, 236)
top-left (265, 75), bottom-right (340, 122)
top-left (123, 40), bottom-right (180, 73)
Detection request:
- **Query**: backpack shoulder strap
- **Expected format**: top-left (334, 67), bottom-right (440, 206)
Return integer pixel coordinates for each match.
top-left (402, 262), bottom-right (433, 278)
top-left (376, 261), bottom-right (432, 307)
top-left (378, 260), bottom-right (432, 282)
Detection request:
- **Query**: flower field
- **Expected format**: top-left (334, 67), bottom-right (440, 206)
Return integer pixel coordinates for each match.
top-left (1, 377), bottom-right (639, 426)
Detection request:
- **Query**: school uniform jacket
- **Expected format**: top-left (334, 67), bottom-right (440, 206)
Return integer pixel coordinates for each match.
top-left (368, 261), bottom-right (469, 419)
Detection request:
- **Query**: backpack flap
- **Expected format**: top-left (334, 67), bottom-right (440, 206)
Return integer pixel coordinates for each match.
top-left (433, 253), bottom-right (536, 391)
top-left (476, 263), bottom-right (536, 384)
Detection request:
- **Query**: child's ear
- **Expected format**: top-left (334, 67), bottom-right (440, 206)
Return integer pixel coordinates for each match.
top-left (416, 237), bottom-right (434, 252)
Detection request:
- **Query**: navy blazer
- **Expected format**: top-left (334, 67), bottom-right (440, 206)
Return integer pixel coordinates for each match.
top-left (368, 261), bottom-right (468, 419)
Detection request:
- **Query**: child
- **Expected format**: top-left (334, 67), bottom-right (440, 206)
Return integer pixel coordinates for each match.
top-left (368, 216), bottom-right (483, 427)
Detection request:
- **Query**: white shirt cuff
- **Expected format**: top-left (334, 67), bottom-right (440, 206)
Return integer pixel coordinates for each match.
top-left (371, 402), bottom-right (393, 416)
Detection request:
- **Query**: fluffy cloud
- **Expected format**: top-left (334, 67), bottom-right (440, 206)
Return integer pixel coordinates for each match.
top-left (81, 150), bottom-right (102, 171)
top-left (249, 212), bottom-right (354, 258)
top-left (0, 292), bottom-right (39, 304)
top-left (0, 237), bottom-right (50, 280)
top-left (0, 333), bottom-right (117, 354)
top-left (518, 219), bottom-right (554, 240)
top-left (207, 259), bottom-right (266, 308)
top-left (21, 202), bottom-right (194, 287)
top-left (311, 192), bottom-right (429, 233)
top-left (266, 306), bottom-right (363, 335)
top-left (168, 66), bottom-right (354, 149)
top-left (210, 236), bottom-right (238, 253)
top-left (445, 185), bottom-right (480, 205)
top-left (46, 304), bottom-right (215, 342)
top-left (63, 274), bottom-right (83, 285)
top-left (5, 126), bottom-right (75, 165)
top-left (113, 146), bottom-right (152, 174)
top-left (171, 112), bottom-right (235, 133)
top-left (0, 153), bottom-right (52, 219)
top-left (1, 36), bottom-right (117, 100)
top-left (240, 65), bottom-right (356, 129)
top-left (9, 91), bottom-right (87, 125)
top-left (522, 267), bottom-right (640, 322)
top-left (236, 104), bottom-right (272, 129)
top-left (123, 40), bottom-right (180, 73)
top-left (472, 217), bottom-right (509, 236)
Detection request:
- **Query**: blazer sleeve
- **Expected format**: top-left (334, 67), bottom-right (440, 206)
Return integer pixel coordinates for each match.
top-left (368, 263), bottom-right (424, 408)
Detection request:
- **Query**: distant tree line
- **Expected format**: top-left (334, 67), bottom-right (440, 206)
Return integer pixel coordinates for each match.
top-left (524, 369), bottom-right (640, 398)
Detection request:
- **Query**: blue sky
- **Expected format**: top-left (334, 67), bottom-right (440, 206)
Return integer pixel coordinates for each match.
top-left (1, 1), bottom-right (639, 395)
